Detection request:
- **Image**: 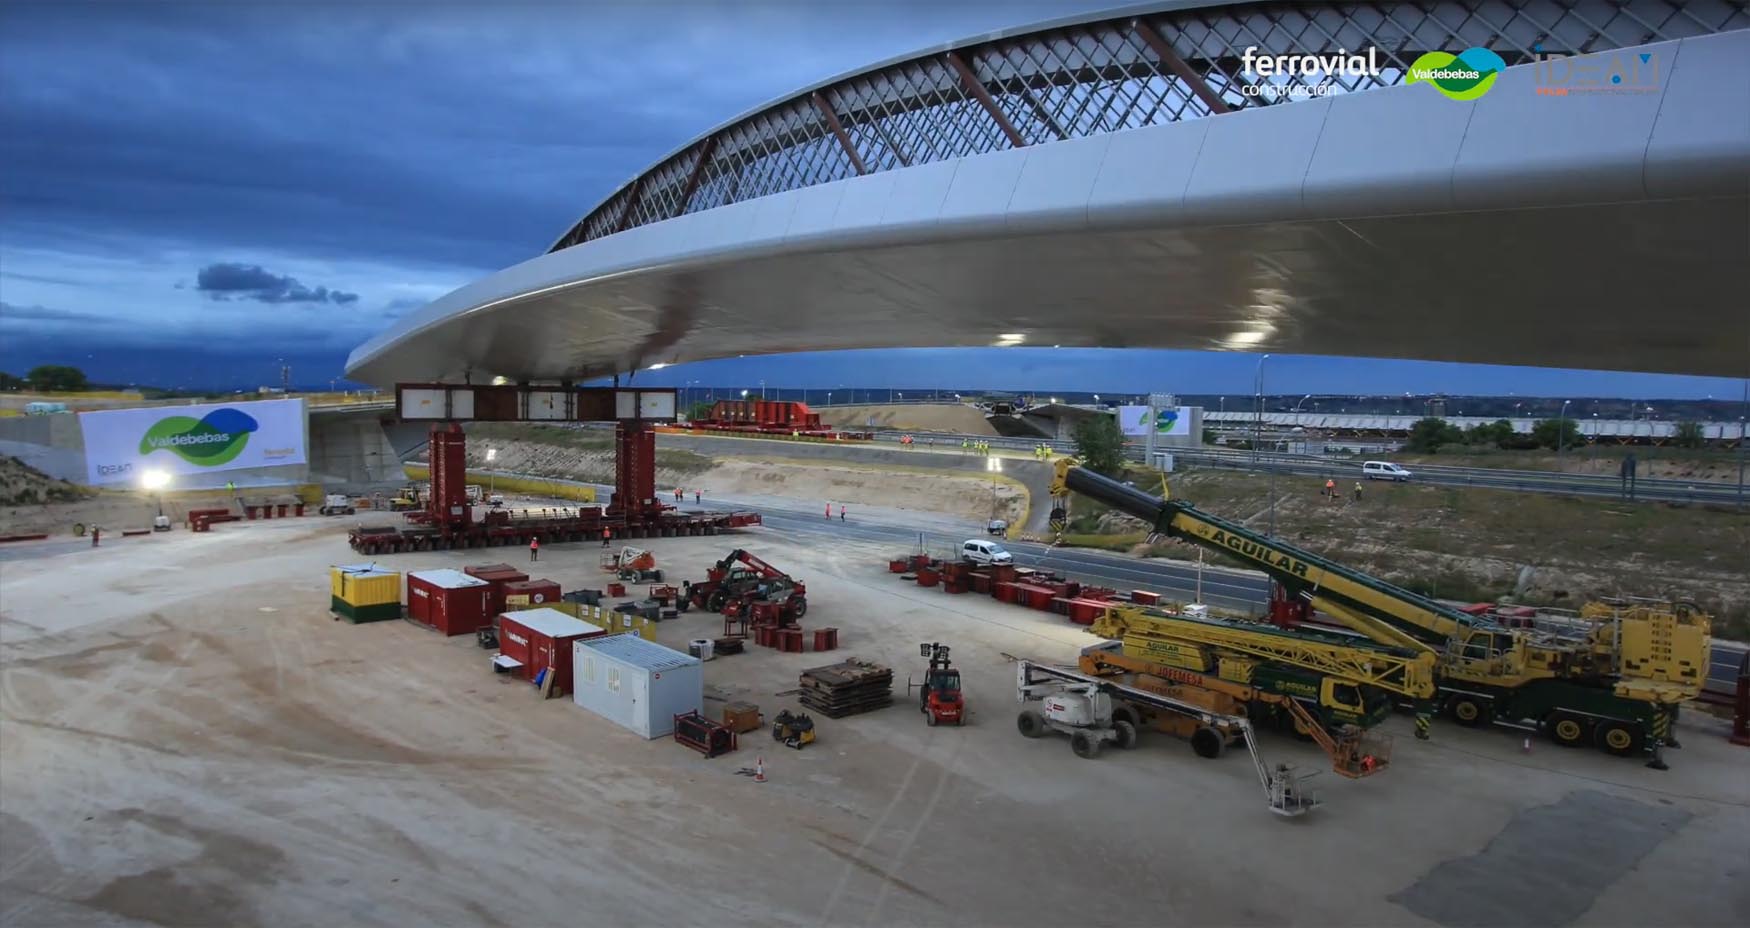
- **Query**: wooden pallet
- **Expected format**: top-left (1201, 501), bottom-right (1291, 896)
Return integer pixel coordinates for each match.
top-left (798, 659), bottom-right (892, 718)
top-left (799, 694), bottom-right (893, 718)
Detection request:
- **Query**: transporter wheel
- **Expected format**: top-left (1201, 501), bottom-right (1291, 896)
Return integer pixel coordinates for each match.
top-left (1113, 720), bottom-right (1138, 750)
top-left (1594, 721), bottom-right (1644, 757)
top-left (1547, 713), bottom-right (1591, 748)
top-left (1070, 730), bottom-right (1102, 759)
top-left (1449, 696), bottom-right (1490, 728)
top-left (707, 591), bottom-right (729, 613)
top-left (1016, 710), bottom-right (1047, 738)
top-left (926, 712), bottom-right (938, 727)
top-left (1190, 726), bottom-right (1225, 759)
top-left (790, 597), bottom-right (807, 619)
top-left (1111, 705), bottom-right (1141, 731)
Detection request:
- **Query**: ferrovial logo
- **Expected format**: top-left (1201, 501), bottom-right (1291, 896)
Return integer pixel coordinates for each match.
top-left (139, 407), bottom-right (260, 467)
top-left (1239, 46), bottom-right (1384, 99)
top-left (1407, 47), bottom-right (1507, 101)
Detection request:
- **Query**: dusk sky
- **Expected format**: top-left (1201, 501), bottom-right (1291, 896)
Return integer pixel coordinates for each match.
top-left (0, 0), bottom-right (1742, 399)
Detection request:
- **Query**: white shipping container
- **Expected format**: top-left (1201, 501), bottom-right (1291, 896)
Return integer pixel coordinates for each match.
top-left (571, 635), bottom-right (702, 739)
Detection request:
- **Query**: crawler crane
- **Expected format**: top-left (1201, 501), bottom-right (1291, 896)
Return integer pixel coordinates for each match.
top-left (1049, 459), bottom-right (1710, 766)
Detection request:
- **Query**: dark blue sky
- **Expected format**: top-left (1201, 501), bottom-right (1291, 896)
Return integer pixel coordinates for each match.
top-left (0, 0), bottom-right (1741, 399)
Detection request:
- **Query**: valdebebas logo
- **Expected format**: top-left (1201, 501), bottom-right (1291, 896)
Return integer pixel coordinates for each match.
top-left (139, 408), bottom-right (260, 467)
top-left (1408, 47), bottom-right (1507, 100)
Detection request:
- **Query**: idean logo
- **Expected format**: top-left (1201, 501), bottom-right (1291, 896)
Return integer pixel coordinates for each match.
top-left (139, 408), bottom-right (260, 467)
top-left (1407, 47), bottom-right (1507, 101)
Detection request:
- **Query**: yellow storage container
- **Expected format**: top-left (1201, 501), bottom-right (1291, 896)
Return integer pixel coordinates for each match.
top-left (333, 567), bottom-right (402, 607)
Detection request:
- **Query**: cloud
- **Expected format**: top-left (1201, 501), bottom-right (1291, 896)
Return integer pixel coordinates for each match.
top-left (0, 300), bottom-right (109, 323)
top-left (194, 263), bottom-right (359, 305)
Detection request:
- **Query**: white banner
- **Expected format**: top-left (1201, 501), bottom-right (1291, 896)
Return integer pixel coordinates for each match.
top-left (1118, 405), bottom-right (1192, 437)
top-left (80, 398), bottom-right (307, 486)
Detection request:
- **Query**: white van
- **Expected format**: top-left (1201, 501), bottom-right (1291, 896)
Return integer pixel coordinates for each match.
top-left (1362, 461), bottom-right (1413, 482)
top-left (961, 539), bottom-right (1014, 566)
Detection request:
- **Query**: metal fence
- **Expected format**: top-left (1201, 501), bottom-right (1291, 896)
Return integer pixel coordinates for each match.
top-left (552, 0), bottom-right (1745, 251)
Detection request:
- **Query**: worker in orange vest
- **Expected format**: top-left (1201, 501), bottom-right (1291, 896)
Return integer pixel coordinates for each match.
top-left (1324, 478), bottom-right (1336, 499)
top-left (529, 536), bottom-right (540, 563)
top-left (601, 526), bottom-right (611, 548)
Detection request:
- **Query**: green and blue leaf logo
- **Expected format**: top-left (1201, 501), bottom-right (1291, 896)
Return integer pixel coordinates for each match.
top-left (1407, 47), bottom-right (1507, 101)
top-left (139, 407), bottom-right (260, 467)
top-left (1139, 408), bottom-right (1182, 434)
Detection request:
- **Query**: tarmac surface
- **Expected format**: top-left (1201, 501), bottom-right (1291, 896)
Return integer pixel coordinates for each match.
top-left (2, 511), bottom-right (1747, 927)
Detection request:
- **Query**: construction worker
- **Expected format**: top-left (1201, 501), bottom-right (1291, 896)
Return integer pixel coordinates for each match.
top-left (961, 438), bottom-right (969, 454)
top-left (694, 491), bottom-right (701, 504)
top-left (1324, 478), bottom-right (1336, 498)
top-left (529, 535), bottom-right (540, 563)
top-left (839, 504), bottom-right (846, 521)
top-left (601, 526), bottom-right (611, 548)
top-left (91, 526), bottom-right (101, 548)
top-left (1354, 482), bottom-right (1364, 502)
top-left (825, 502), bottom-right (832, 519)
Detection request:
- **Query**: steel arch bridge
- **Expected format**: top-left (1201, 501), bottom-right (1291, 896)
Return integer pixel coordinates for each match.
top-left (347, 0), bottom-right (1750, 387)
top-left (552, 0), bottom-right (1747, 250)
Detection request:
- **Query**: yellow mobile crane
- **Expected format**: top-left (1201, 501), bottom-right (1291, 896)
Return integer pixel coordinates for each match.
top-left (1049, 459), bottom-right (1710, 767)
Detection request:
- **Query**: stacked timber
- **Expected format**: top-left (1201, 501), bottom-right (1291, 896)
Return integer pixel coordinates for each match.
top-left (798, 659), bottom-right (893, 718)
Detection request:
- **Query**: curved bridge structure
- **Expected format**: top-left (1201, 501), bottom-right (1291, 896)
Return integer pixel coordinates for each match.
top-left (347, 1), bottom-right (1750, 386)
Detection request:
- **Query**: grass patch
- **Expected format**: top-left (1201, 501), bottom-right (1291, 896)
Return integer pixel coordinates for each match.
top-left (0, 456), bottom-right (94, 506)
top-left (1054, 466), bottom-right (1750, 639)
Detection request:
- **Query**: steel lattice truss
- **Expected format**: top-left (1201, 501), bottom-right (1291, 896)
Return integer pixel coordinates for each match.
top-left (551, 0), bottom-right (1748, 251)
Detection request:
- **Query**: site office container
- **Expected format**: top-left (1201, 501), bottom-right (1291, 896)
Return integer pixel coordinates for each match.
top-left (329, 564), bottom-right (403, 623)
top-left (464, 564), bottom-right (530, 615)
top-left (407, 569), bottom-right (493, 636)
top-left (502, 579), bottom-right (562, 609)
top-left (572, 635), bottom-right (702, 739)
top-left (495, 607), bottom-right (607, 694)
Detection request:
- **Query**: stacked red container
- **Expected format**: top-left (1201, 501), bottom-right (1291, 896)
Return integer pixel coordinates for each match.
top-left (465, 563), bottom-right (530, 615)
top-left (407, 569), bottom-right (493, 636)
top-left (502, 579), bottom-right (562, 608)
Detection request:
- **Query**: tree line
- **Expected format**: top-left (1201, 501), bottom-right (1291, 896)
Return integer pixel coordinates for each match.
top-left (0, 365), bottom-right (89, 393)
top-left (1405, 416), bottom-right (1707, 452)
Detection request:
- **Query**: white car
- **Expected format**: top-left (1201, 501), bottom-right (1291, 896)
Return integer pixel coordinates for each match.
top-left (961, 539), bottom-right (1014, 566)
top-left (1362, 461), bottom-right (1413, 481)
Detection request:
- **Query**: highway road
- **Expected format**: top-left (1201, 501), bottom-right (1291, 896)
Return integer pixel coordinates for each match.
top-left (849, 428), bottom-right (1747, 507)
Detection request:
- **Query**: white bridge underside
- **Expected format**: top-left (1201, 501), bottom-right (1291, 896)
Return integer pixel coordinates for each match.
top-left (346, 31), bottom-right (1750, 386)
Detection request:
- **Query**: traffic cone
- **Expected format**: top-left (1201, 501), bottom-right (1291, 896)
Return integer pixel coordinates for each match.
top-left (754, 755), bottom-right (766, 782)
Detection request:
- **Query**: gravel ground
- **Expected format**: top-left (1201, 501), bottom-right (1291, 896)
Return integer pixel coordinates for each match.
top-left (2, 516), bottom-right (1746, 927)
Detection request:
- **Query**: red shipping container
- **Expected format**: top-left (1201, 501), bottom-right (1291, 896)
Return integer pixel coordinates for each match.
top-left (993, 582), bottom-right (1018, 604)
top-left (1132, 590), bottom-right (1161, 606)
top-left (407, 569), bottom-right (494, 636)
top-left (495, 608), bottom-right (607, 695)
top-left (465, 563), bottom-right (529, 615)
top-left (502, 579), bottom-right (562, 608)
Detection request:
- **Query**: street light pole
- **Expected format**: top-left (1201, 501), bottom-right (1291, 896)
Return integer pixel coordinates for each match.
top-left (1558, 399), bottom-right (1572, 458)
top-left (1738, 379), bottom-right (1747, 511)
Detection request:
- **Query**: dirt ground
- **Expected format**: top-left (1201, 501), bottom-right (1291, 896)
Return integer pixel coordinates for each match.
top-left (465, 437), bottom-right (1026, 526)
top-left (816, 403), bottom-right (998, 436)
top-left (1072, 467), bottom-right (1750, 640)
top-left (2, 516), bottom-right (1746, 927)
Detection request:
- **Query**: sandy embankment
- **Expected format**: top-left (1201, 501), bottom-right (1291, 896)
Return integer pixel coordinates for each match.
top-left (471, 439), bottom-right (1025, 524)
